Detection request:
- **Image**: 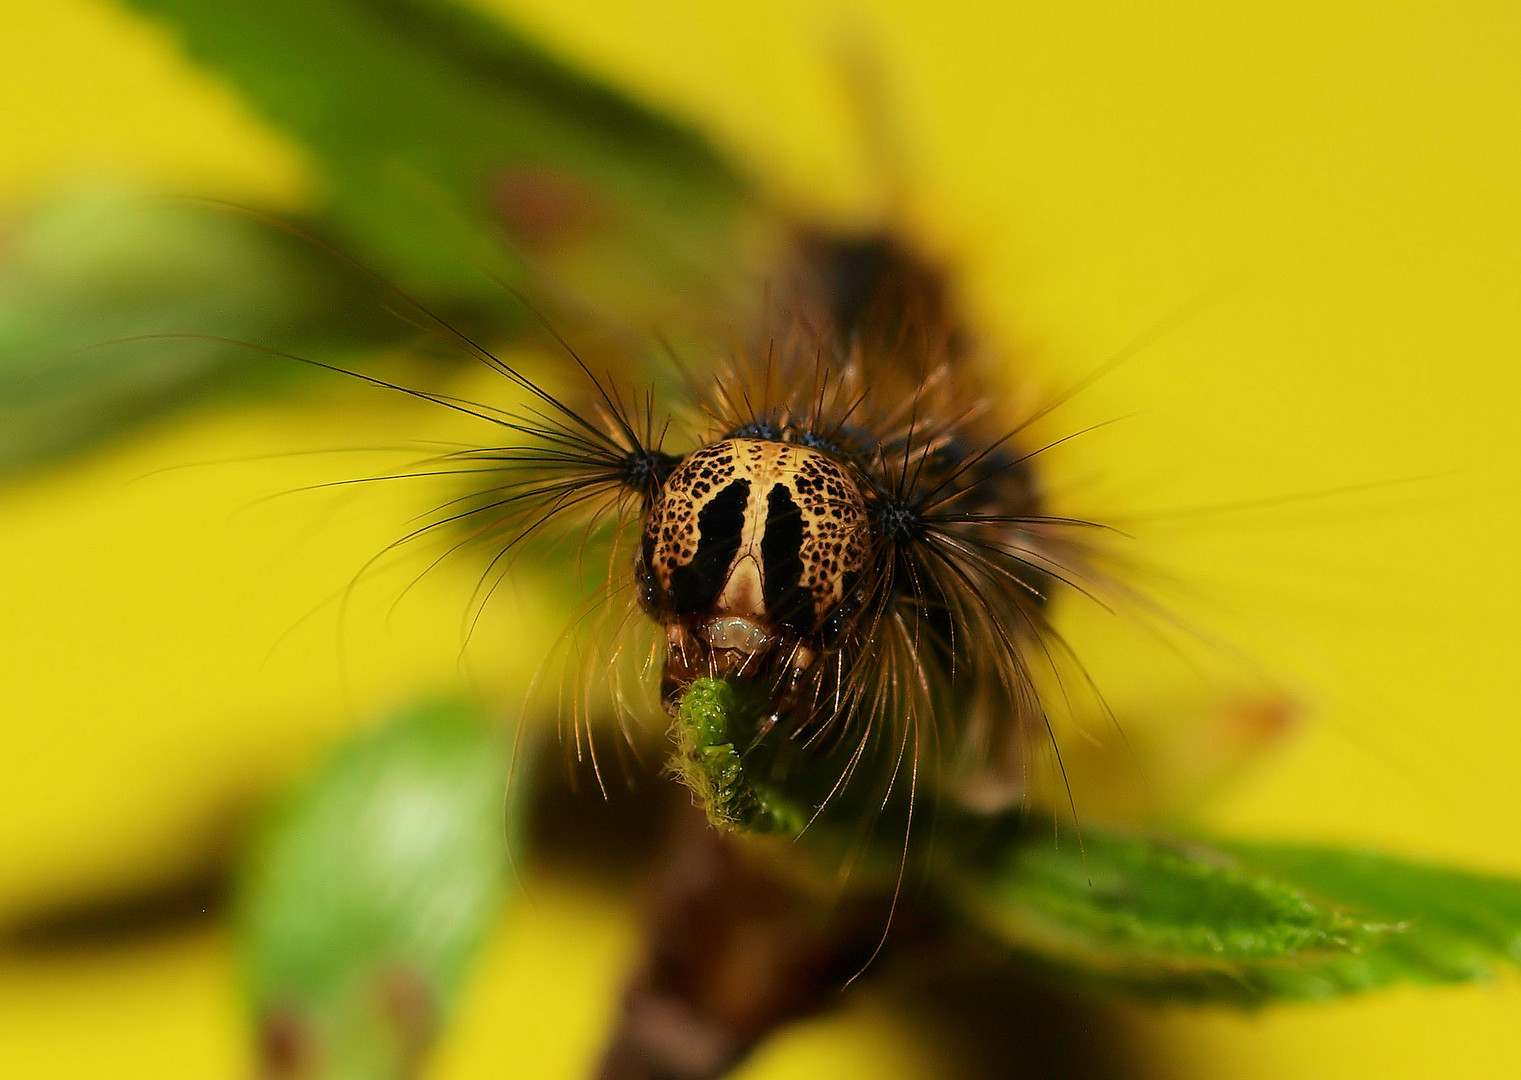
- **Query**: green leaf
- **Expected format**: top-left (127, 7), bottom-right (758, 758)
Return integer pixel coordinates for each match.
top-left (16, 1), bottom-right (758, 478)
top-left (117, 0), bottom-right (752, 311)
top-left (947, 816), bottom-right (1521, 1004)
top-left (1218, 840), bottom-right (1521, 989)
top-left (671, 677), bottom-right (809, 836)
top-left (0, 188), bottom-right (401, 476)
top-left (237, 698), bottom-right (518, 1079)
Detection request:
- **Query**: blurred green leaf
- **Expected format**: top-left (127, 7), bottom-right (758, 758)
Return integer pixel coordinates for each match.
top-left (13, 0), bottom-right (759, 478)
top-left (0, 188), bottom-right (401, 475)
top-left (948, 817), bottom-right (1521, 1005)
top-left (118, 0), bottom-right (752, 311)
top-left (1216, 840), bottom-right (1521, 990)
top-left (237, 698), bottom-right (517, 1079)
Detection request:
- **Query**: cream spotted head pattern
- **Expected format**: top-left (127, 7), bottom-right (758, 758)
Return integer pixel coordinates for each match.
top-left (637, 438), bottom-right (869, 672)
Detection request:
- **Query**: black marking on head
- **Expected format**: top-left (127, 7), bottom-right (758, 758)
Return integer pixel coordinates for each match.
top-left (667, 478), bottom-right (750, 613)
top-left (760, 484), bottom-right (808, 629)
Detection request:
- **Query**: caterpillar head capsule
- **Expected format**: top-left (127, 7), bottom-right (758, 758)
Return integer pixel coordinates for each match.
top-left (636, 437), bottom-right (870, 710)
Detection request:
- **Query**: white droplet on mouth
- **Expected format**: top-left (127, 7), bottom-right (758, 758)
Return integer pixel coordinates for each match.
top-left (700, 616), bottom-right (771, 654)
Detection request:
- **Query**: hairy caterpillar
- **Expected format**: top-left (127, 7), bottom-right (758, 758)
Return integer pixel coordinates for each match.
top-left (357, 223), bottom-right (1116, 840)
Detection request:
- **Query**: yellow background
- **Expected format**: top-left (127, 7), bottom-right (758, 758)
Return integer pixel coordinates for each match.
top-left (2, 0), bottom-right (1519, 1077)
